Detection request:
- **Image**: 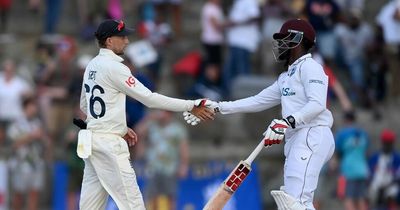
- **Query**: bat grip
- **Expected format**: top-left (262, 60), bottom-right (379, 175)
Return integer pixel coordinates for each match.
top-left (244, 140), bottom-right (264, 165)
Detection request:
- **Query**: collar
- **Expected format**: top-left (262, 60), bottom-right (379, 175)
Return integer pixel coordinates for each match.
top-left (99, 48), bottom-right (124, 63)
top-left (289, 53), bottom-right (311, 68)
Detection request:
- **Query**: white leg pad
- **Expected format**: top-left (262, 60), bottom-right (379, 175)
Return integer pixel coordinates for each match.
top-left (271, 190), bottom-right (306, 210)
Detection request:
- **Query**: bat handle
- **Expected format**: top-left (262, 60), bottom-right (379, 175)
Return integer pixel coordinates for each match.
top-left (244, 139), bottom-right (264, 165)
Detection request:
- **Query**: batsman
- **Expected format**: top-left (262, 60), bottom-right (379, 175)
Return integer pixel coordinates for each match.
top-left (185, 19), bottom-right (335, 210)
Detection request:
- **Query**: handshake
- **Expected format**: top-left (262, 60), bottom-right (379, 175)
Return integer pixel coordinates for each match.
top-left (184, 99), bottom-right (220, 126)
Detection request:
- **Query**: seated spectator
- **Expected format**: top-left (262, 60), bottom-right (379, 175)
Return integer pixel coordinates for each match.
top-left (368, 129), bottom-right (400, 210)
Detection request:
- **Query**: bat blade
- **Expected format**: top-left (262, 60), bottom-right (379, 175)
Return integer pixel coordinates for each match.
top-left (203, 161), bottom-right (251, 210)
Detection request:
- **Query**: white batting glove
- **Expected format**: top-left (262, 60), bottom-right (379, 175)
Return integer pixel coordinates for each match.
top-left (184, 99), bottom-right (220, 126)
top-left (183, 111), bottom-right (201, 126)
top-left (193, 99), bottom-right (220, 113)
top-left (263, 119), bottom-right (289, 147)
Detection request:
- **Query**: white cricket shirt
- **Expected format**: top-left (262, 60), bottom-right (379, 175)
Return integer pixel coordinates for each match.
top-left (80, 48), bottom-right (195, 136)
top-left (218, 53), bottom-right (333, 129)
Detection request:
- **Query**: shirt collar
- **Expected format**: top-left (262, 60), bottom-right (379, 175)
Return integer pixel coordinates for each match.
top-left (289, 53), bottom-right (312, 67)
top-left (99, 48), bottom-right (124, 62)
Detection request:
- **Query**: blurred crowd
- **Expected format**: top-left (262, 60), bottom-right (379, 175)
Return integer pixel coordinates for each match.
top-left (0, 0), bottom-right (399, 209)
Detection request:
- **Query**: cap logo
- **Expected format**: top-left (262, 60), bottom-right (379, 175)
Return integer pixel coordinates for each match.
top-left (117, 21), bottom-right (124, 31)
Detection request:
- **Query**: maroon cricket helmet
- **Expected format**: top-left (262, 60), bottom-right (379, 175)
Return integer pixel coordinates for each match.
top-left (273, 19), bottom-right (316, 43)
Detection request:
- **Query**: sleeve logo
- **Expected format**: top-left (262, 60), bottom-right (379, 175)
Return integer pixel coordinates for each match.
top-left (309, 79), bottom-right (324, 85)
top-left (125, 76), bottom-right (135, 87)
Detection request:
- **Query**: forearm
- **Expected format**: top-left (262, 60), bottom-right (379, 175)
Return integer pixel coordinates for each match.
top-left (219, 97), bottom-right (279, 114)
top-left (332, 83), bottom-right (352, 111)
top-left (139, 92), bottom-right (195, 112)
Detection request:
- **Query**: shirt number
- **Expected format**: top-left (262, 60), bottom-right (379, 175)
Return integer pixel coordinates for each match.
top-left (85, 84), bottom-right (106, 119)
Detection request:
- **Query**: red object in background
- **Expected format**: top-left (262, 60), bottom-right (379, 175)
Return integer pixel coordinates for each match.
top-left (336, 175), bottom-right (346, 200)
top-left (137, 21), bottom-right (148, 38)
top-left (173, 51), bottom-right (202, 77)
top-left (0, 0), bottom-right (11, 9)
top-left (323, 64), bottom-right (337, 88)
top-left (381, 129), bottom-right (396, 143)
top-left (0, 192), bottom-right (3, 204)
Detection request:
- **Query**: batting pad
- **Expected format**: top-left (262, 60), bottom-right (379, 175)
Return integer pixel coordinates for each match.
top-left (270, 190), bottom-right (306, 210)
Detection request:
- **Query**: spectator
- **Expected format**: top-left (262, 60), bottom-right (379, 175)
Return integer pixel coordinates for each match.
top-left (304, 0), bottom-right (340, 61)
top-left (137, 12), bottom-right (172, 86)
top-left (335, 111), bottom-right (369, 210)
top-left (0, 59), bottom-right (32, 126)
top-left (136, 110), bottom-right (189, 210)
top-left (313, 52), bottom-right (353, 112)
top-left (334, 9), bottom-right (373, 106)
top-left (368, 129), bottom-right (400, 210)
top-left (222, 0), bottom-right (260, 96)
top-left (335, 0), bottom-right (364, 11)
top-left (152, 0), bottom-right (183, 38)
top-left (187, 62), bottom-right (225, 101)
top-left (201, 0), bottom-right (224, 79)
top-left (36, 36), bottom-right (78, 139)
top-left (365, 26), bottom-right (389, 120)
top-left (7, 97), bottom-right (50, 210)
top-left (376, 0), bottom-right (400, 99)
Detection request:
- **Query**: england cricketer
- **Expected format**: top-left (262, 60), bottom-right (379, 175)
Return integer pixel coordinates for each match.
top-left (184, 19), bottom-right (335, 210)
top-left (79, 19), bottom-right (214, 210)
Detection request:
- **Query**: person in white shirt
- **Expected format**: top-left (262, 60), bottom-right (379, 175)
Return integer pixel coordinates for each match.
top-left (0, 59), bottom-right (31, 124)
top-left (184, 19), bottom-right (335, 210)
top-left (223, 0), bottom-right (260, 95)
top-left (78, 19), bottom-right (214, 210)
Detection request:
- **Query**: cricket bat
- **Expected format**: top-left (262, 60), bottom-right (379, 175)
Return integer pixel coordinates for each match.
top-left (203, 140), bottom-right (265, 210)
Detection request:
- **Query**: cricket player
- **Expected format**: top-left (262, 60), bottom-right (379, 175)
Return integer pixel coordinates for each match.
top-left (184, 19), bottom-right (335, 210)
top-left (79, 19), bottom-right (214, 210)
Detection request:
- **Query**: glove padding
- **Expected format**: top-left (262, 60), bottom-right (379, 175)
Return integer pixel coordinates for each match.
top-left (193, 99), bottom-right (220, 113)
top-left (183, 99), bottom-right (219, 126)
top-left (183, 111), bottom-right (201, 126)
top-left (263, 119), bottom-right (289, 147)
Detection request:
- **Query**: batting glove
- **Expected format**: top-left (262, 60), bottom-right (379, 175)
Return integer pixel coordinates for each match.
top-left (263, 119), bottom-right (289, 147)
top-left (184, 99), bottom-right (220, 126)
top-left (193, 99), bottom-right (220, 113)
top-left (183, 111), bottom-right (201, 126)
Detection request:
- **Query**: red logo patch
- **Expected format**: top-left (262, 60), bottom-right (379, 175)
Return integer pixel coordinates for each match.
top-left (117, 21), bottom-right (124, 31)
top-left (125, 76), bottom-right (135, 87)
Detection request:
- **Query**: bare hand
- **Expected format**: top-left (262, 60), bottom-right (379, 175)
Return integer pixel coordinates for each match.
top-left (123, 128), bottom-right (138, 147)
top-left (190, 106), bottom-right (215, 121)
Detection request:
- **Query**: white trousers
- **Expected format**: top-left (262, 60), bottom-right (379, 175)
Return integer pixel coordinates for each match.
top-left (79, 133), bottom-right (145, 210)
top-left (283, 126), bottom-right (335, 210)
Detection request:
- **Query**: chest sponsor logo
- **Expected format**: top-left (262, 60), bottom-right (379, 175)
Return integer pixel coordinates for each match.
top-left (125, 76), bottom-right (135, 87)
top-left (89, 71), bottom-right (97, 80)
top-left (282, 88), bottom-right (295, 96)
